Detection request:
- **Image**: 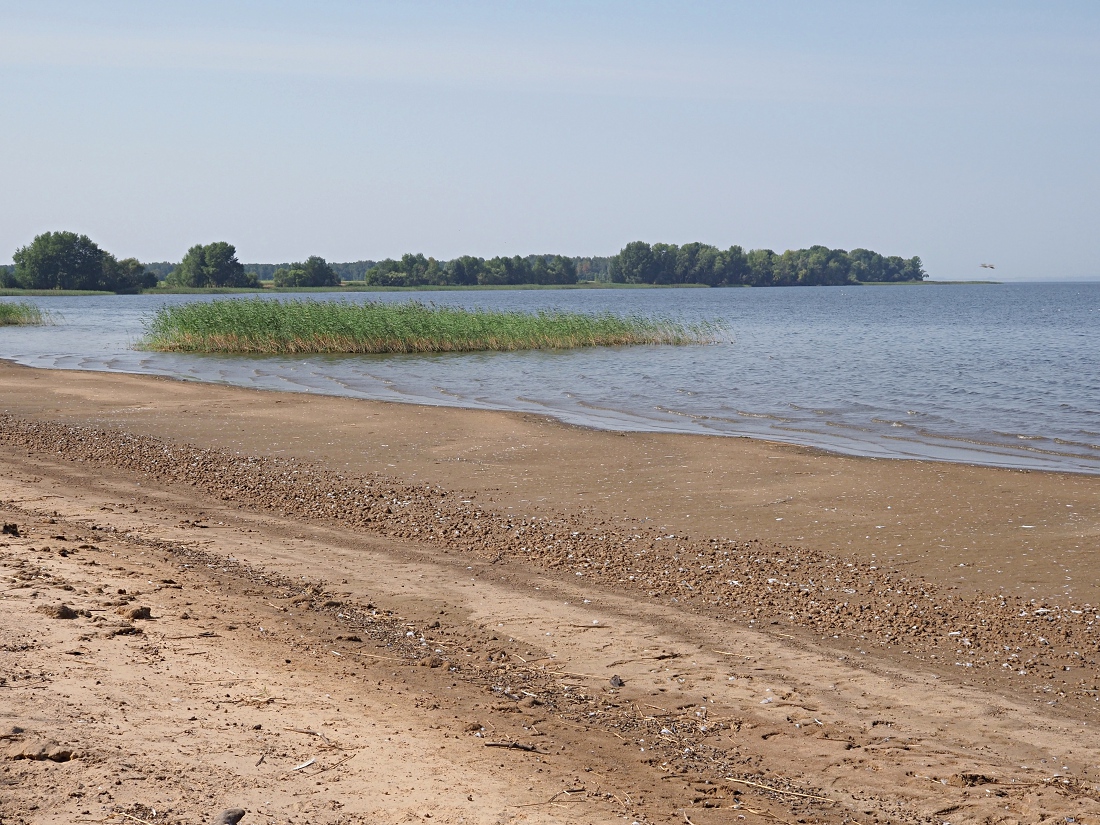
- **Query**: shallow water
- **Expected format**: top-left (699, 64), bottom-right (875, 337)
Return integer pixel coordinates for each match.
top-left (1, 283), bottom-right (1097, 474)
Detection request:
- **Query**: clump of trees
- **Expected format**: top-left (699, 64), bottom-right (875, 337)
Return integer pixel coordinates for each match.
top-left (272, 256), bottom-right (341, 288)
top-left (608, 242), bottom-right (924, 286)
top-left (166, 242), bottom-right (260, 288)
top-left (5, 234), bottom-right (925, 293)
top-left (9, 231), bottom-right (157, 292)
top-left (362, 253), bottom-right (578, 287)
top-left (237, 260), bottom-right (375, 282)
top-left (348, 245), bottom-right (922, 287)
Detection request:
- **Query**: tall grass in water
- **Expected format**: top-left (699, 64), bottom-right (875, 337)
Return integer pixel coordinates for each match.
top-left (0, 302), bottom-right (47, 326)
top-left (140, 298), bottom-right (717, 354)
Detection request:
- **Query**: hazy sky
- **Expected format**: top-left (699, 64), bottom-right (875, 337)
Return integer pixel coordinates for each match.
top-left (2, 1), bottom-right (1097, 280)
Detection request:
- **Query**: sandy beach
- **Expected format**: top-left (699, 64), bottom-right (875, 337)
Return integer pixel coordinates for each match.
top-left (3, 360), bottom-right (1099, 825)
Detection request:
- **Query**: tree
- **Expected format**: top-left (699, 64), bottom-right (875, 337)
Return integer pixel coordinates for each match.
top-left (11, 231), bottom-right (155, 292)
top-left (13, 231), bottom-right (109, 290)
top-left (448, 256), bottom-right (483, 286)
top-left (721, 245), bottom-right (749, 285)
top-left (798, 246), bottom-right (852, 285)
top-left (110, 257), bottom-right (158, 292)
top-left (900, 256), bottom-right (926, 281)
top-left (525, 254), bottom-right (577, 285)
top-left (847, 248), bottom-right (885, 282)
top-left (273, 255), bottom-right (340, 287)
top-left (299, 255), bottom-right (340, 287)
top-left (168, 242), bottom-right (259, 288)
top-left (544, 255), bottom-right (578, 285)
top-left (271, 267), bottom-right (301, 287)
top-left (364, 259), bottom-right (408, 286)
top-left (615, 241), bottom-right (656, 283)
top-left (479, 256), bottom-right (531, 285)
top-left (745, 249), bottom-right (777, 286)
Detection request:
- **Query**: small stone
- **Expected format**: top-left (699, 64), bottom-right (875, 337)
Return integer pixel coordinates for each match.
top-left (212, 810), bottom-right (246, 825)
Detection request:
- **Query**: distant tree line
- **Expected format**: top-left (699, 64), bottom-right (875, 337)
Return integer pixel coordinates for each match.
top-left (357, 253), bottom-right (581, 287)
top-left (608, 242), bottom-right (924, 286)
top-left (321, 245), bottom-right (921, 287)
top-left (4, 232), bottom-right (925, 292)
top-left (236, 260), bottom-right (378, 282)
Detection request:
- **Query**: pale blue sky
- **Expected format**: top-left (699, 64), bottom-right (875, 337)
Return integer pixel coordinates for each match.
top-left (1, 1), bottom-right (1097, 280)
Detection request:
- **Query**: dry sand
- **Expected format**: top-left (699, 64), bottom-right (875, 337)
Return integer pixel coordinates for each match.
top-left (1, 361), bottom-right (1099, 824)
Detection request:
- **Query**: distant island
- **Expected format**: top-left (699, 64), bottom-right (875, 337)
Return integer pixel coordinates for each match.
top-left (1, 232), bottom-right (925, 294)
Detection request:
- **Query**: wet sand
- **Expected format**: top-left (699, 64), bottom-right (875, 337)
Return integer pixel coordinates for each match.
top-left (3, 360), bottom-right (1100, 824)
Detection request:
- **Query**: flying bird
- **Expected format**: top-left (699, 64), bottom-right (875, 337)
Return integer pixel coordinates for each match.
top-left (979, 263), bottom-right (996, 269)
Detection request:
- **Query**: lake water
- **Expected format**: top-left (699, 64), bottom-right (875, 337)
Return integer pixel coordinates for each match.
top-left (1, 283), bottom-right (1098, 474)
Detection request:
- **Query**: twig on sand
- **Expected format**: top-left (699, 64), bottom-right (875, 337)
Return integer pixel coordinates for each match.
top-left (187, 677), bottom-right (251, 684)
top-left (292, 758), bottom-right (316, 771)
top-left (303, 750), bottom-right (358, 776)
top-left (485, 741), bottom-right (540, 752)
top-left (726, 777), bottom-right (831, 802)
top-left (543, 669), bottom-right (598, 680)
top-left (514, 788), bottom-right (586, 807)
top-left (683, 813), bottom-right (697, 825)
top-left (351, 650), bottom-right (402, 661)
top-left (285, 727), bottom-right (332, 743)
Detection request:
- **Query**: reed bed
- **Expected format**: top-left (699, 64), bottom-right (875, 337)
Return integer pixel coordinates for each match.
top-left (0, 301), bottom-right (48, 326)
top-left (139, 298), bottom-right (716, 354)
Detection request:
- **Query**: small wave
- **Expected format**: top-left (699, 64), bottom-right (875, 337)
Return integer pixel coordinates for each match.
top-left (991, 431), bottom-right (1049, 441)
top-left (872, 417), bottom-right (911, 429)
top-left (652, 404), bottom-right (711, 421)
top-left (733, 409), bottom-right (787, 421)
top-left (1053, 437), bottom-right (1100, 451)
top-left (824, 421), bottom-right (876, 432)
top-left (892, 429), bottom-right (1100, 463)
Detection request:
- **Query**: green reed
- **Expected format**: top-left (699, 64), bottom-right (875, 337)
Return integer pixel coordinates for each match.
top-left (0, 301), bottom-right (48, 326)
top-left (139, 298), bottom-right (717, 354)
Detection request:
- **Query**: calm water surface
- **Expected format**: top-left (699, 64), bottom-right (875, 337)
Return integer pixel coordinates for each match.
top-left (1, 283), bottom-right (1097, 474)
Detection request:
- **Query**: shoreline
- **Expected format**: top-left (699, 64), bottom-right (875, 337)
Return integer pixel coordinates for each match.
top-left (2, 353), bottom-right (1095, 478)
top-left (3, 359), bottom-right (1100, 823)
